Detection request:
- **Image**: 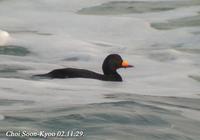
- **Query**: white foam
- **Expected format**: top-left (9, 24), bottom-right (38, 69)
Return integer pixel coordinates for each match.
top-left (0, 0), bottom-right (199, 110)
top-left (0, 30), bottom-right (11, 46)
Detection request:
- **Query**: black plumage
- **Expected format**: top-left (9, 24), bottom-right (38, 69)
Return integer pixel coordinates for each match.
top-left (34, 54), bottom-right (133, 81)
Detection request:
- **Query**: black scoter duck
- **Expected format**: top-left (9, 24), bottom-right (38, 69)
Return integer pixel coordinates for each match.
top-left (34, 54), bottom-right (133, 81)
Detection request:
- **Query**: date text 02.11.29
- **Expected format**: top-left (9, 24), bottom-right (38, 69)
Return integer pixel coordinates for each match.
top-left (57, 130), bottom-right (84, 137)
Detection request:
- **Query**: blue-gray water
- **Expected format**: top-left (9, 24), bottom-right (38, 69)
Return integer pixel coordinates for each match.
top-left (0, 0), bottom-right (200, 140)
top-left (1, 94), bottom-right (200, 140)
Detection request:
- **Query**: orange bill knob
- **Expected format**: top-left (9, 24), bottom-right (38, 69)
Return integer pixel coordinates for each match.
top-left (121, 60), bottom-right (134, 68)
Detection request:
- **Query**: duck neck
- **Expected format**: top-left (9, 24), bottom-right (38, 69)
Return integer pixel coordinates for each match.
top-left (102, 70), bottom-right (122, 81)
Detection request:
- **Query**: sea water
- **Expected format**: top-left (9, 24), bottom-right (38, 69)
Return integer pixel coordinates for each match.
top-left (0, 0), bottom-right (200, 140)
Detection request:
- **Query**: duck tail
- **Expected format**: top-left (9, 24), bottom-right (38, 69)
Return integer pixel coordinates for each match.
top-left (31, 73), bottom-right (50, 79)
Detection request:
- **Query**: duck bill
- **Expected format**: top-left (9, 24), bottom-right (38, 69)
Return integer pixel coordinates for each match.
top-left (125, 65), bottom-right (134, 68)
top-left (121, 60), bottom-right (134, 68)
